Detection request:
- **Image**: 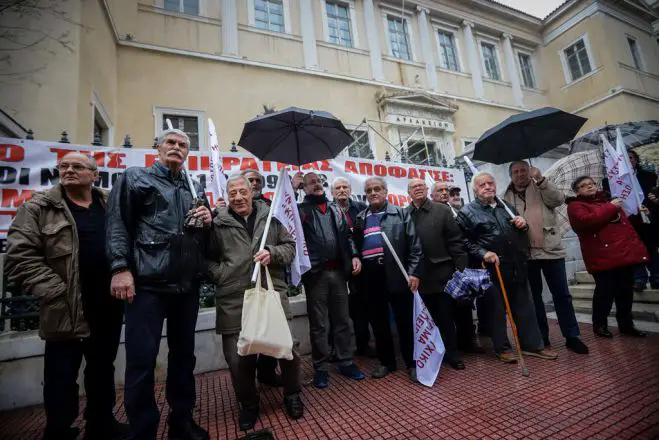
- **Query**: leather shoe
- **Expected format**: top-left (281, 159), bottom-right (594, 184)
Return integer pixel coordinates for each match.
top-left (620, 327), bottom-right (647, 338)
top-left (497, 352), bottom-right (517, 363)
top-left (283, 393), bottom-right (304, 420)
top-left (84, 419), bottom-right (129, 440)
top-left (168, 417), bottom-right (209, 440)
top-left (371, 364), bottom-right (396, 379)
top-left (565, 337), bottom-right (589, 354)
top-left (594, 326), bottom-right (613, 338)
top-left (238, 406), bottom-right (260, 431)
top-left (446, 359), bottom-right (466, 370)
top-left (313, 370), bottom-right (329, 388)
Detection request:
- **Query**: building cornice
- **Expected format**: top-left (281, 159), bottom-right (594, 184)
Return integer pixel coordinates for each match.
top-left (572, 86), bottom-right (659, 114)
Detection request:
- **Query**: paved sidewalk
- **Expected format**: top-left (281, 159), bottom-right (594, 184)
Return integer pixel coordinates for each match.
top-left (1, 322), bottom-right (658, 440)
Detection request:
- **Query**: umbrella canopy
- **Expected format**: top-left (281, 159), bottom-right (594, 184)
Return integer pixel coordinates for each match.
top-left (238, 107), bottom-right (354, 166)
top-left (472, 107), bottom-right (587, 164)
top-left (569, 120), bottom-right (659, 153)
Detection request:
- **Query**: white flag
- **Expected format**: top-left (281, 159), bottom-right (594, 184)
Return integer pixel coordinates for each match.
top-left (603, 132), bottom-right (642, 217)
top-left (424, 172), bottom-right (436, 199)
top-left (413, 292), bottom-right (445, 387)
top-left (272, 169), bottom-right (311, 286)
top-left (208, 119), bottom-right (228, 206)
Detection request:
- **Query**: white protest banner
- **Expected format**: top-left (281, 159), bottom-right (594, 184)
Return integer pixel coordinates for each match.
top-left (208, 119), bottom-right (227, 203)
top-left (413, 291), bottom-right (446, 387)
top-left (0, 137), bottom-right (467, 251)
top-left (272, 168), bottom-right (311, 286)
top-left (602, 134), bottom-right (643, 218)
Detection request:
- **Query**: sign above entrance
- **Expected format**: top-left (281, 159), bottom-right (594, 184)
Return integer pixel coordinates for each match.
top-left (386, 114), bottom-right (455, 132)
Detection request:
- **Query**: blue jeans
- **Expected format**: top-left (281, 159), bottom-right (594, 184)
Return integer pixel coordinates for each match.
top-left (634, 245), bottom-right (659, 286)
top-left (527, 258), bottom-right (580, 340)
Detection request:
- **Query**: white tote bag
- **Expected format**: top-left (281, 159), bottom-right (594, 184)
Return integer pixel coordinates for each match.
top-left (237, 266), bottom-right (294, 360)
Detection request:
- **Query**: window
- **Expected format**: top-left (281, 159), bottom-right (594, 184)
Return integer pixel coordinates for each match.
top-left (518, 53), bottom-right (536, 88)
top-left (408, 141), bottom-right (437, 166)
top-left (346, 129), bottom-right (374, 159)
top-left (93, 112), bottom-right (109, 146)
top-left (326, 2), bottom-right (353, 48)
top-left (160, 113), bottom-right (202, 151)
top-left (387, 16), bottom-right (411, 61)
top-left (164, 0), bottom-right (199, 15)
top-left (437, 31), bottom-right (459, 71)
top-left (563, 39), bottom-right (592, 81)
top-left (627, 37), bottom-right (643, 70)
top-left (254, 0), bottom-right (285, 33)
top-left (480, 42), bottom-right (500, 80)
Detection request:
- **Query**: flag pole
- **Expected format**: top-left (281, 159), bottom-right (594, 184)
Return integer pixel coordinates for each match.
top-left (381, 232), bottom-right (410, 285)
top-left (251, 166), bottom-right (287, 283)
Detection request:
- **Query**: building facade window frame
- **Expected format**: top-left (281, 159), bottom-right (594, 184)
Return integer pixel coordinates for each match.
top-left (477, 37), bottom-right (504, 81)
top-left (247, 0), bottom-right (292, 35)
top-left (382, 11), bottom-right (416, 62)
top-left (154, 107), bottom-right (206, 151)
top-left (625, 34), bottom-right (645, 71)
top-left (434, 24), bottom-right (463, 72)
top-left (91, 91), bottom-right (114, 146)
top-left (343, 124), bottom-right (376, 159)
top-left (515, 49), bottom-right (537, 89)
top-left (155, 0), bottom-right (204, 16)
top-left (460, 137), bottom-right (476, 154)
top-left (559, 33), bottom-right (596, 84)
top-left (320, 0), bottom-right (359, 49)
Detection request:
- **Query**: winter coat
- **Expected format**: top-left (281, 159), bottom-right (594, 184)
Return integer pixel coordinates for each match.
top-left (207, 202), bottom-right (295, 335)
top-left (503, 178), bottom-right (566, 260)
top-left (566, 191), bottom-right (649, 274)
top-left (5, 185), bottom-right (108, 340)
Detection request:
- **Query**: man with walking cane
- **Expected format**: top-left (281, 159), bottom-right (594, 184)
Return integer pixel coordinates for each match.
top-left (457, 172), bottom-right (557, 364)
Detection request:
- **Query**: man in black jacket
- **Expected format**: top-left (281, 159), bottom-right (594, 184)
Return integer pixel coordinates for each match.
top-left (457, 172), bottom-right (556, 364)
top-left (354, 177), bottom-right (423, 382)
top-left (106, 128), bottom-right (211, 440)
top-left (407, 179), bottom-right (468, 370)
top-left (299, 172), bottom-right (365, 389)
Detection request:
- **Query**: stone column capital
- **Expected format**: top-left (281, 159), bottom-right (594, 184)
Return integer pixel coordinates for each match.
top-left (502, 32), bottom-right (513, 41)
top-left (462, 20), bottom-right (475, 28)
top-left (416, 5), bottom-right (429, 15)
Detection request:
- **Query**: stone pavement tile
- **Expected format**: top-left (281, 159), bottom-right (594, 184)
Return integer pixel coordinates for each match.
top-left (1, 322), bottom-right (659, 440)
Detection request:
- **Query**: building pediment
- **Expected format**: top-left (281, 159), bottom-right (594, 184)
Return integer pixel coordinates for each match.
top-left (376, 90), bottom-right (459, 114)
top-left (376, 90), bottom-right (457, 133)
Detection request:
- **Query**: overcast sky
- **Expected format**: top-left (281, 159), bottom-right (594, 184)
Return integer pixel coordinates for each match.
top-left (494, 0), bottom-right (567, 19)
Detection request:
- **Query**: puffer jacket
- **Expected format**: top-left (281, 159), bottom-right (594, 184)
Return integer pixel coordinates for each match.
top-left (106, 162), bottom-right (209, 294)
top-left (207, 202), bottom-right (295, 334)
top-left (566, 191), bottom-right (648, 273)
top-left (6, 185), bottom-right (108, 340)
top-left (353, 202), bottom-right (424, 293)
top-left (456, 198), bottom-right (529, 278)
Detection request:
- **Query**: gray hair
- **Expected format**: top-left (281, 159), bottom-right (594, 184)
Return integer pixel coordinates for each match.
top-left (157, 128), bottom-right (191, 148)
top-left (61, 151), bottom-right (98, 171)
top-left (241, 168), bottom-right (265, 186)
top-left (508, 160), bottom-right (529, 176)
top-left (364, 176), bottom-right (387, 191)
top-left (471, 171), bottom-right (495, 190)
top-left (226, 173), bottom-right (252, 189)
top-left (331, 177), bottom-right (351, 191)
top-left (432, 181), bottom-right (449, 192)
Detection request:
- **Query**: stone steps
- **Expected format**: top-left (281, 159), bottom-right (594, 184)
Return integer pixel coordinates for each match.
top-left (569, 284), bottom-right (659, 304)
top-left (571, 299), bottom-right (659, 323)
top-left (574, 271), bottom-right (594, 284)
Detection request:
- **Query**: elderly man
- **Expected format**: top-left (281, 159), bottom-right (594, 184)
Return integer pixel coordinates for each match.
top-left (242, 168), bottom-right (271, 206)
top-left (329, 177), bottom-right (373, 357)
top-left (354, 177), bottom-right (423, 381)
top-left (207, 174), bottom-right (303, 431)
top-left (6, 153), bottom-right (127, 440)
top-left (299, 172), bottom-right (365, 388)
top-left (407, 179), bottom-right (468, 370)
top-left (106, 128), bottom-right (211, 440)
top-left (457, 172), bottom-right (557, 363)
top-left (431, 181), bottom-right (451, 204)
top-left (504, 161), bottom-right (588, 354)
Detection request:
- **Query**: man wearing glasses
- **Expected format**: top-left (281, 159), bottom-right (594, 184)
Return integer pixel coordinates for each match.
top-left (6, 152), bottom-right (127, 440)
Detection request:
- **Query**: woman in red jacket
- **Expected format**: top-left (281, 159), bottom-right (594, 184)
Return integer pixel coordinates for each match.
top-left (567, 176), bottom-right (649, 338)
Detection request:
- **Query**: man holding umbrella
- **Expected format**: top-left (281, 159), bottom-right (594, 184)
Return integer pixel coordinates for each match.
top-left (504, 161), bottom-right (588, 354)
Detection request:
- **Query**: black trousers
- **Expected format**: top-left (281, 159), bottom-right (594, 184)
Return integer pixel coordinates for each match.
top-left (363, 262), bottom-right (413, 369)
top-left (328, 281), bottom-right (371, 352)
top-left (592, 266), bottom-right (635, 330)
top-left (124, 290), bottom-right (200, 440)
top-left (43, 297), bottom-right (124, 439)
top-left (420, 292), bottom-right (460, 363)
top-left (455, 301), bottom-right (477, 349)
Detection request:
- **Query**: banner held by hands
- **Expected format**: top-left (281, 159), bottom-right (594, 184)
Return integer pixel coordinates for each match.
top-left (208, 118), bottom-right (228, 205)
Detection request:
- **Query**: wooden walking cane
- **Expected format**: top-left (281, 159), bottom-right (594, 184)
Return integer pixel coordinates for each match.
top-left (494, 263), bottom-right (530, 377)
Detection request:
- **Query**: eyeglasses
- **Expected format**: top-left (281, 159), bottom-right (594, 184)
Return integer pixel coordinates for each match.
top-left (57, 162), bottom-right (94, 172)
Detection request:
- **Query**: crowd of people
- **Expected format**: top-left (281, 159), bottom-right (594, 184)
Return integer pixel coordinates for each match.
top-left (5, 128), bottom-right (656, 440)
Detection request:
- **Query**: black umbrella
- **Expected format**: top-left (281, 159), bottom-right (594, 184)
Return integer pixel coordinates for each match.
top-left (472, 107), bottom-right (587, 164)
top-left (238, 107), bottom-right (353, 166)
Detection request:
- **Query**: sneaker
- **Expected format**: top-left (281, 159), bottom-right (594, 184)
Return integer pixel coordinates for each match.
top-left (523, 348), bottom-right (558, 360)
top-left (371, 364), bottom-right (396, 379)
top-left (283, 393), bottom-right (304, 420)
top-left (565, 337), bottom-right (589, 354)
top-left (238, 405), bottom-right (259, 431)
top-left (313, 370), bottom-right (329, 388)
top-left (168, 417), bottom-right (210, 440)
top-left (339, 363), bottom-right (365, 380)
top-left (497, 352), bottom-right (518, 363)
top-left (408, 368), bottom-right (419, 383)
top-left (620, 327), bottom-right (647, 338)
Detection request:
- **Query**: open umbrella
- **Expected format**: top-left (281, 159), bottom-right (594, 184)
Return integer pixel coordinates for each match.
top-left (472, 107), bottom-right (587, 164)
top-left (569, 120), bottom-right (659, 153)
top-left (238, 107), bottom-right (354, 166)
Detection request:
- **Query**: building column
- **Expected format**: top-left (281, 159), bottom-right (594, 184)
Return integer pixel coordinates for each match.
top-left (221, 0), bottom-right (239, 56)
top-left (300, 0), bottom-right (318, 69)
top-left (363, 0), bottom-right (385, 81)
top-left (502, 33), bottom-right (524, 107)
top-left (416, 6), bottom-right (438, 90)
top-left (461, 21), bottom-right (484, 99)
